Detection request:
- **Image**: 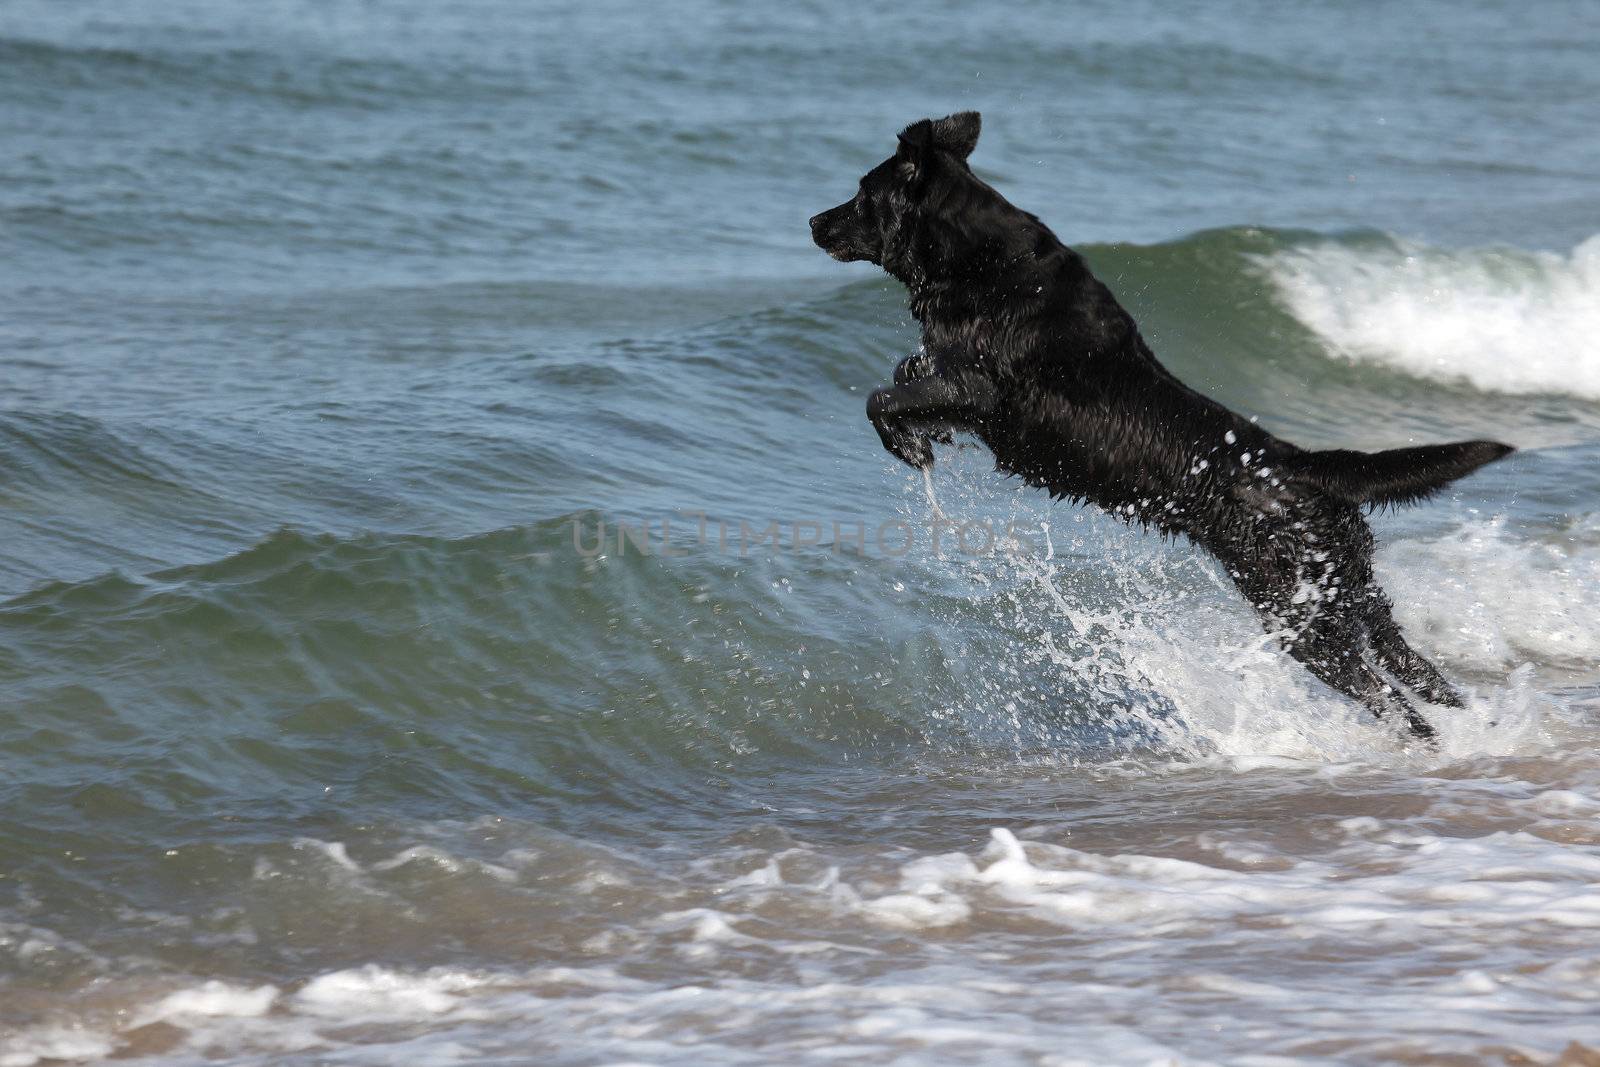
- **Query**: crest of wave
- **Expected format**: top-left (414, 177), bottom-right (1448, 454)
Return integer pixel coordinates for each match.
top-left (1260, 232), bottom-right (1600, 398)
top-left (902, 446), bottom-right (1564, 768)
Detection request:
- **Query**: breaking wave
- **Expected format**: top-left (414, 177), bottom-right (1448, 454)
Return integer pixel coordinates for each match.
top-left (1259, 231), bottom-right (1600, 398)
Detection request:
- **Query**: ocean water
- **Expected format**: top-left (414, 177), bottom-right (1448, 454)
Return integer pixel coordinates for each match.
top-left (3, 1), bottom-right (1600, 1063)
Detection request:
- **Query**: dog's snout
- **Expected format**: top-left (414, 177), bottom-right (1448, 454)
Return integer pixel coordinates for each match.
top-left (809, 201), bottom-right (873, 262)
top-left (809, 210), bottom-right (839, 255)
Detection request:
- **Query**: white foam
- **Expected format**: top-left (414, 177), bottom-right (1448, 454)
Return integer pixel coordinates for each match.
top-left (294, 965), bottom-right (488, 1017)
top-left (2, 982), bottom-right (280, 1067)
top-left (13, 785), bottom-right (1600, 1066)
top-left (139, 980), bottom-right (279, 1023)
top-left (1380, 512), bottom-right (1600, 669)
top-left (858, 821), bottom-right (1600, 937)
top-left (372, 845), bottom-right (519, 883)
top-left (0, 1028), bottom-right (114, 1067)
top-left (652, 907), bottom-right (757, 949)
top-left (1263, 233), bottom-right (1600, 397)
top-left (291, 837), bottom-right (361, 871)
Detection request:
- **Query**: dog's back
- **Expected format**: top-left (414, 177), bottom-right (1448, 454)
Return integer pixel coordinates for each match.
top-left (947, 243), bottom-right (1508, 537)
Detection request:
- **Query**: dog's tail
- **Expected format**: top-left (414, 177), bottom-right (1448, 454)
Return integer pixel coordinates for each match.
top-left (1291, 439), bottom-right (1514, 508)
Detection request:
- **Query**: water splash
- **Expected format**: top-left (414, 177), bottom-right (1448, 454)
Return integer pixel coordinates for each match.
top-left (908, 445), bottom-right (1571, 768)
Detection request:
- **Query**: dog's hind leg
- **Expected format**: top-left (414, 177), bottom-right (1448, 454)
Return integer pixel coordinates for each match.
top-left (1366, 601), bottom-right (1464, 707)
top-left (1233, 503), bottom-right (1436, 742)
top-left (1286, 635), bottom-right (1438, 742)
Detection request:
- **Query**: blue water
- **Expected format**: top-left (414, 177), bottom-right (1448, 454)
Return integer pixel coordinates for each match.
top-left (3, 2), bottom-right (1600, 1063)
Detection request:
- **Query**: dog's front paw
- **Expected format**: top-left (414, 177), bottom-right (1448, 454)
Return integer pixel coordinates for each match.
top-left (866, 384), bottom-right (946, 469)
top-left (873, 420), bottom-right (933, 470)
top-left (891, 432), bottom-right (934, 471)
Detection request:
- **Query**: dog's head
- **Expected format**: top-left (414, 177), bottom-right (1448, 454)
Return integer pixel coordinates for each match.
top-left (808, 111), bottom-right (982, 267)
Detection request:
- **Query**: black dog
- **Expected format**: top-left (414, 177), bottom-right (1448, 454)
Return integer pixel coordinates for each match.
top-left (810, 112), bottom-right (1512, 741)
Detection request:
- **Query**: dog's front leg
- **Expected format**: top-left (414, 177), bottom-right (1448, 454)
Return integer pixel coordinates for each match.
top-left (893, 349), bottom-right (935, 385)
top-left (866, 375), bottom-right (996, 470)
top-left (892, 350), bottom-right (955, 445)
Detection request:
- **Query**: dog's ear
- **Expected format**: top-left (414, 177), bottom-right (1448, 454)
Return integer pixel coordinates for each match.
top-left (931, 111), bottom-right (981, 160)
top-left (896, 119), bottom-right (935, 182)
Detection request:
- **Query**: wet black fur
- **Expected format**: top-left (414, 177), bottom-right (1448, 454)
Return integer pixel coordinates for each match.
top-left (810, 112), bottom-right (1514, 742)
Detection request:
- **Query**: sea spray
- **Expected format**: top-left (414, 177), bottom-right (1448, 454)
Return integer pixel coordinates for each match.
top-left (903, 446), bottom-right (1556, 764)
